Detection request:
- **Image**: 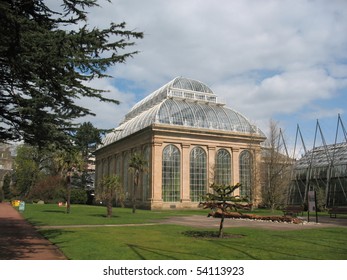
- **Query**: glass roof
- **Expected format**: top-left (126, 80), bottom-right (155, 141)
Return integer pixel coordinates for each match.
top-left (294, 142), bottom-right (347, 169)
top-left (124, 77), bottom-right (215, 122)
top-left (100, 77), bottom-right (265, 147)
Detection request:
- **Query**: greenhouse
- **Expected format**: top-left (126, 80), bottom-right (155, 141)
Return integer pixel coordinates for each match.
top-left (95, 77), bottom-right (266, 209)
top-left (288, 142), bottom-right (347, 208)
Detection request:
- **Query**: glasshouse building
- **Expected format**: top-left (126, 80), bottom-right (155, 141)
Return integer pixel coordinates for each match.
top-left (288, 142), bottom-right (347, 208)
top-left (95, 77), bottom-right (266, 209)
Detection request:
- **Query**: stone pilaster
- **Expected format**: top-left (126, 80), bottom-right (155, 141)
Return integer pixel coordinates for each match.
top-left (207, 146), bottom-right (216, 190)
top-left (151, 142), bottom-right (163, 207)
top-left (232, 148), bottom-right (240, 196)
top-left (181, 144), bottom-right (191, 203)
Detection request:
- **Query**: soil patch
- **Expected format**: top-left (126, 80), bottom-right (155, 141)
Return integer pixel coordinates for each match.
top-left (182, 230), bottom-right (245, 239)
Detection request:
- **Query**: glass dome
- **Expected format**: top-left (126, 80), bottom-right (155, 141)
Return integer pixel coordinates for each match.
top-left (101, 77), bottom-right (265, 147)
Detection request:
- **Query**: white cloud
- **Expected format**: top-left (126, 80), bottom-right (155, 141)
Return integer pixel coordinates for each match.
top-left (46, 0), bottom-right (347, 133)
top-left (328, 64), bottom-right (347, 78)
top-left (301, 105), bottom-right (344, 120)
top-left (75, 79), bottom-right (137, 129)
top-left (214, 68), bottom-right (343, 121)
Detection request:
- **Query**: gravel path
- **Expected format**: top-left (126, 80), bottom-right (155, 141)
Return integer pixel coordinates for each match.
top-left (0, 202), bottom-right (66, 260)
top-left (159, 214), bottom-right (347, 230)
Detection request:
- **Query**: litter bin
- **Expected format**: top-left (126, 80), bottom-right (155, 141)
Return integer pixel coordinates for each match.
top-left (19, 201), bottom-right (25, 212)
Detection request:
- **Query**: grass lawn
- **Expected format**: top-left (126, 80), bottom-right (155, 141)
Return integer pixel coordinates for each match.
top-left (21, 203), bottom-right (208, 226)
top-left (20, 204), bottom-right (347, 260)
top-left (40, 225), bottom-right (347, 260)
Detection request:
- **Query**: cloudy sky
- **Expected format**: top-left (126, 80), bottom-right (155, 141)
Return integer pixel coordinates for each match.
top-left (61, 0), bottom-right (347, 150)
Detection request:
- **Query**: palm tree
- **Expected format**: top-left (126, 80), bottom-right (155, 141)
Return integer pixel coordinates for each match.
top-left (129, 153), bottom-right (147, 213)
top-left (98, 175), bottom-right (121, 218)
top-left (51, 148), bottom-right (84, 214)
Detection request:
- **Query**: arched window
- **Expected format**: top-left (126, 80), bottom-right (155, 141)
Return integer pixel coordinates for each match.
top-left (162, 145), bottom-right (180, 202)
top-left (142, 146), bottom-right (150, 201)
top-left (190, 147), bottom-right (207, 202)
top-left (215, 149), bottom-right (232, 185)
top-left (239, 150), bottom-right (253, 199)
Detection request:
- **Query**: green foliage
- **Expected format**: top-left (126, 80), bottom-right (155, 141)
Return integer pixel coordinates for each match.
top-left (0, 188), bottom-right (4, 202)
top-left (28, 175), bottom-right (66, 203)
top-left (49, 148), bottom-right (84, 177)
top-left (200, 183), bottom-right (249, 212)
top-left (12, 143), bottom-right (85, 200)
top-left (129, 152), bottom-right (147, 213)
top-left (316, 186), bottom-right (327, 211)
top-left (202, 183), bottom-right (242, 202)
top-left (97, 174), bottom-right (122, 201)
top-left (2, 173), bottom-right (12, 199)
top-left (13, 144), bottom-right (40, 197)
top-left (74, 122), bottom-right (102, 158)
top-left (70, 188), bottom-right (88, 204)
top-left (0, 0), bottom-right (143, 147)
top-left (97, 174), bottom-right (122, 217)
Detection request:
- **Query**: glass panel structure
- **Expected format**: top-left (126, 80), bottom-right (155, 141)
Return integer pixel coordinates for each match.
top-left (239, 150), bottom-right (253, 199)
top-left (215, 149), bottom-right (232, 185)
top-left (162, 145), bottom-right (181, 202)
top-left (95, 77), bottom-right (267, 209)
top-left (142, 146), bottom-right (150, 201)
top-left (288, 142), bottom-right (347, 207)
top-left (99, 77), bottom-right (265, 148)
top-left (190, 147), bottom-right (207, 202)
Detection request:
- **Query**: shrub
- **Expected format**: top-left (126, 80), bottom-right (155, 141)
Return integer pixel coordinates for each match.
top-left (2, 173), bottom-right (12, 199)
top-left (28, 175), bottom-right (65, 202)
top-left (0, 188), bottom-right (4, 202)
top-left (70, 188), bottom-right (88, 204)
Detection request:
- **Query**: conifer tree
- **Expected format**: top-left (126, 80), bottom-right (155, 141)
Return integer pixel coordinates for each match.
top-left (0, 0), bottom-right (143, 148)
top-left (200, 183), bottom-right (250, 238)
top-left (75, 122), bottom-right (102, 159)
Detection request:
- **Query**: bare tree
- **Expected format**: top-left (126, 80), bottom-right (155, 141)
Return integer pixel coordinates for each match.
top-left (261, 120), bottom-right (293, 211)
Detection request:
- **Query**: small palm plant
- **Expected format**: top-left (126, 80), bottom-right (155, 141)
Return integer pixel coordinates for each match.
top-left (200, 183), bottom-right (251, 238)
top-left (129, 153), bottom-right (147, 214)
top-left (97, 174), bottom-right (122, 218)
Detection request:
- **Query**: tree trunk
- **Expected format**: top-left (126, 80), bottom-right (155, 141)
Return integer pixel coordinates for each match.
top-left (218, 214), bottom-right (225, 238)
top-left (106, 200), bottom-right (112, 218)
top-left (271, 202), bottom-right (276, 213)
top-left (132, 172), bottom-right (138, 214)
top-left (66, 174), bottom-right (71, 214)
top-left (132, 192), bottom-right (136, 214)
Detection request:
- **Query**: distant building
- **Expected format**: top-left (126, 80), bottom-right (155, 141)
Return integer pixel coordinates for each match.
top-left (0, 143), bottom-right (14, 191)
top-left (87, 154), bottom-right (96, 173)
top-left (85, 153), bottom-right (96, 190)
top-left (95, 77), bottom-right (266, 209)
